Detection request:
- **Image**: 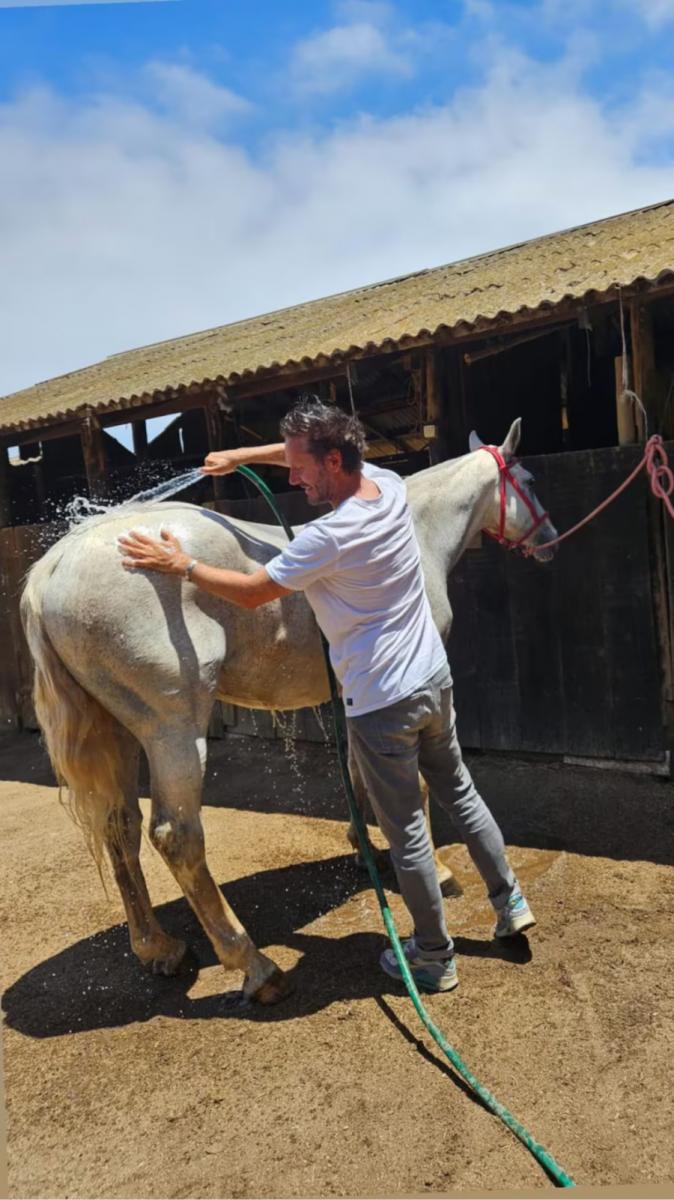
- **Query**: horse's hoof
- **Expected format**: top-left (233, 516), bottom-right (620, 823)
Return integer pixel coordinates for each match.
top-left (246, 966), bottom-right (293, 1005)
top-left (147, 937), bottom-right (188, 976)
top-left (355, 847), bottom-right (390, 873)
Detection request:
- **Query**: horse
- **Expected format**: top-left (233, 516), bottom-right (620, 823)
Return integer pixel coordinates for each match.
top-left (20, 417), bottom-right (557, 1003)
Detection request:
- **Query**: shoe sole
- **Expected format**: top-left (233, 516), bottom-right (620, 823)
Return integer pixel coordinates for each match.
top-left (380, 959), bottom-right (459, 993)
top-left (415, 974), bottom-right (459, 993)
top-left (495, 912), bottom-right (536, 939)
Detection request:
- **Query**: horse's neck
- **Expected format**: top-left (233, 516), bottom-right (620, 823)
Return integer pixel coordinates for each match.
top-left (407, 452), bottom-right (497, 574)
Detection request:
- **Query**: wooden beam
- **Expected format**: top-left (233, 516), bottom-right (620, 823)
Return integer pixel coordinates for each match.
top-left (463, 324), bottom-right (571, 365)
top-left (359, 416), bottom-right (410, 457)
top-left (204, 397), bottom-right (225, 501)
top-left (0, 448), bottom-right (11, 527)
top-left (238, 423), bottom-right (264, 442)
top-left (443, 346), bottom-right (470, 457)
top-left (0, 391), bottom-right (216, 445)
top-left (228, 362), bottom-right (353, 401)
top-left (80, 410), bottom-right (108, 500)
top-left (629, 298), bottom-right (655, 440)
top-left (614, 356), bottom-right (638, 445)
top-left (0, 419), bottom-right (81, 447)
top-left (632, 296), bottom-right (674, 744)
top-left (102, 392), bottom-right (210, 429)
top-left (424, 347), bottom-right (450, 464)
top-left (131, 419), bottom-right (147, 457)
top-left (16, 440), bottom-right (47, 517)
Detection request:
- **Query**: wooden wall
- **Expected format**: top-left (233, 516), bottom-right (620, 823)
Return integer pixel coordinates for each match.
top-left (4, 288), bottom-right (674, 762)
top-left (1, 448), bottom-right (670, 764)
top-left (448, 443), bottom-right (667, 762)
top-left (0, 523), bottom-right (60, 732)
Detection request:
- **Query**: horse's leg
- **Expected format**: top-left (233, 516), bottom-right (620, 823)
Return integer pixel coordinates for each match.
top-left (104, 729), bottom-right (187, 975)
top-left (145, 729), bottom-right (290, 1004)
top-left (420, 773), bottom-right (462, 897)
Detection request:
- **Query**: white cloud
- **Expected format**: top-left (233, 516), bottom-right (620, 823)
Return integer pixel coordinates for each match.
top-left (616, 68), bottom-right (674, 149)
top-left (290, 16), bottom-right (412, 95)
top-left (2, 51), bottom-right (674, 400)
top-left (467, 0), bottom-right (674, 32)
top-left (625, 0), bottom-right (674, 27)
top-left (143, 62), bottom-right (252, 128)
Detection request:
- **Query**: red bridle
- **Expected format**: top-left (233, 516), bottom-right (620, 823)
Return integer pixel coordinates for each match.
top-left (480, 445), bottom-right (551, 554)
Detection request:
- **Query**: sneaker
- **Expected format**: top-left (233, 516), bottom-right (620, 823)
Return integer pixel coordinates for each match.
top-left (379, 935), bottom-right (459, 993)
top-left (494, 890), bottom-right (536, 938)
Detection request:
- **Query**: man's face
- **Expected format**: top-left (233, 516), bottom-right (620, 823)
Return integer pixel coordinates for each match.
top-left (285, 435), bottom-right (338, 506)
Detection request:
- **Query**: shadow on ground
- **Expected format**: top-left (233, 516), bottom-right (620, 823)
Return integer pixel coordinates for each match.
top-left (3, 729), bottom-right (672, 867)
top-left (2, 853), bottom-right (530, 1040)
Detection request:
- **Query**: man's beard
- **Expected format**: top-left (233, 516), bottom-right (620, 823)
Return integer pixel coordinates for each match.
top-left (305, 475), bottom-right (331, 506)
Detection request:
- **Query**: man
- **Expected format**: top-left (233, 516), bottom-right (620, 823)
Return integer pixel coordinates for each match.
top-left (119, 396), bottom-right (534, 994)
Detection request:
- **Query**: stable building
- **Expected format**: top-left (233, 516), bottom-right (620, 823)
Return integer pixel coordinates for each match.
top-left (2, 198), bottom-right (674, 768)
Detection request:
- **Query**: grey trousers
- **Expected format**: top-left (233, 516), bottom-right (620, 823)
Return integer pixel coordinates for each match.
top-left (347, 662), bottom-right (516, 957)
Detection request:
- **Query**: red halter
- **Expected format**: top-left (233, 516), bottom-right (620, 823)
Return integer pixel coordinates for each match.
top-left (480, 445), bottom-right (550, 554)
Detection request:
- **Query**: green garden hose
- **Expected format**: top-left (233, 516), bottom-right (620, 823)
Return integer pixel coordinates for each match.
top-left (236, 463), bottom-right (576, 1189)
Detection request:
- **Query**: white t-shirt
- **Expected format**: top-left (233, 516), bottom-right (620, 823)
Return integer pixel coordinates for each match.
top-left (265, 461), bottom-right (447, 716)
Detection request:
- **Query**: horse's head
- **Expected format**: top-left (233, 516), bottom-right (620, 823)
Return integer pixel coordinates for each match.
top-left (469, 419), bottom-right (558, 561)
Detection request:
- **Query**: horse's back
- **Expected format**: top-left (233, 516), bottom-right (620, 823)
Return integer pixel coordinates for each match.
top-left (29, 500), bottom-right (326, 720)
top-left (33, 504), bottom-right (235, 722)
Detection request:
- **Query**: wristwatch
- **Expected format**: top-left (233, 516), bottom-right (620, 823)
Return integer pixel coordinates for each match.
top-left (184, 559), bottom-right (198, 581)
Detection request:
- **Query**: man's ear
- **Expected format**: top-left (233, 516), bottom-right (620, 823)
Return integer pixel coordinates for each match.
top-left (499, 418), bottom-right (522, 460)
top-left (469, 430), bottom-right (484, 452)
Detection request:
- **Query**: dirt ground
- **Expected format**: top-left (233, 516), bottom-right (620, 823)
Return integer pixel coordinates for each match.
top-left (1, 728), bottom-right (674, 1199)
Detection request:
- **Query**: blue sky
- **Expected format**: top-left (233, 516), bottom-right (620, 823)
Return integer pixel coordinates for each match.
top-left (3, 1), bottom-right (674, 128)
top-left (2, 0), bottom-right (674, 409)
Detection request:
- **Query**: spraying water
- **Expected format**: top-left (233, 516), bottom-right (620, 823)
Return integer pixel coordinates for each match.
top-left (63, 467), bottom-right (205, 528)
top-left (125, 467), bottom-right (204, 506)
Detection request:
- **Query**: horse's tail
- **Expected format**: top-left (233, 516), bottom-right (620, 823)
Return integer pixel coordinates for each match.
top-left (20, 543), bottom-right (129, 879)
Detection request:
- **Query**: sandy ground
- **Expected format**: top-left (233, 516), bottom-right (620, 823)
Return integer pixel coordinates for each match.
top-left (1, 729), bottom-right (674, 1199)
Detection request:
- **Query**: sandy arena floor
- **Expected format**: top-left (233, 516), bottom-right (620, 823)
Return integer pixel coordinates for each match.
top-left (1, 729), bottom-right (673, 1198)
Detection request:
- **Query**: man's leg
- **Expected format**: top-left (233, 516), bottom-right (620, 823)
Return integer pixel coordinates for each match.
top-left (418, 666), bottom-right (518, 912)
top-left (347, 696), bottom-right (453, 957)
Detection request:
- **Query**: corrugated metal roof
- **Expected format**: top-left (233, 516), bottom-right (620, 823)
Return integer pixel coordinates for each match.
top-left (2, 198), bottom-right (674, 436)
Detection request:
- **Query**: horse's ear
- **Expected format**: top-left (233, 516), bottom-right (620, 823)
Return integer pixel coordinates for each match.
top-left (500, 417), bottom-right (522, 460)
top-left (469, 430), bottom-right (483, 452)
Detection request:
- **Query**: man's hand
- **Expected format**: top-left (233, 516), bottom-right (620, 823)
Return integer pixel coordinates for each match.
top-left (118, 529), bottom-right (191, 575)
top-left (201, 450), bottom-right (242, 476)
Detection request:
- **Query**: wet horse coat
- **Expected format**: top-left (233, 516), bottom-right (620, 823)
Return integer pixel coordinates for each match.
top-left (21, 420), bottom-right (556, 1001)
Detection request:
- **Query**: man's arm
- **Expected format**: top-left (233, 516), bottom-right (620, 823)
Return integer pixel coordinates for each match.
top-left (118, 530), bottom-right (291, 609)
top-left (185, 561), bottom-right (290, 608)
top-left (201, 443), bottom-right (288, 476)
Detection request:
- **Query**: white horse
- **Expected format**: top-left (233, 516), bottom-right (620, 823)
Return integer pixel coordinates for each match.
top-left (21, 418), bottom-right (556, 1003)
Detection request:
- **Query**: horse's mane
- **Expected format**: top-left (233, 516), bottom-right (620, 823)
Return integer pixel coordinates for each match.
top-left (405, 451), bottom-right (470, 480)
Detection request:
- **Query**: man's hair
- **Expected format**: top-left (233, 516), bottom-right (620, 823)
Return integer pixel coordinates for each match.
top-left (280, 395), bottom-right (366, 475)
